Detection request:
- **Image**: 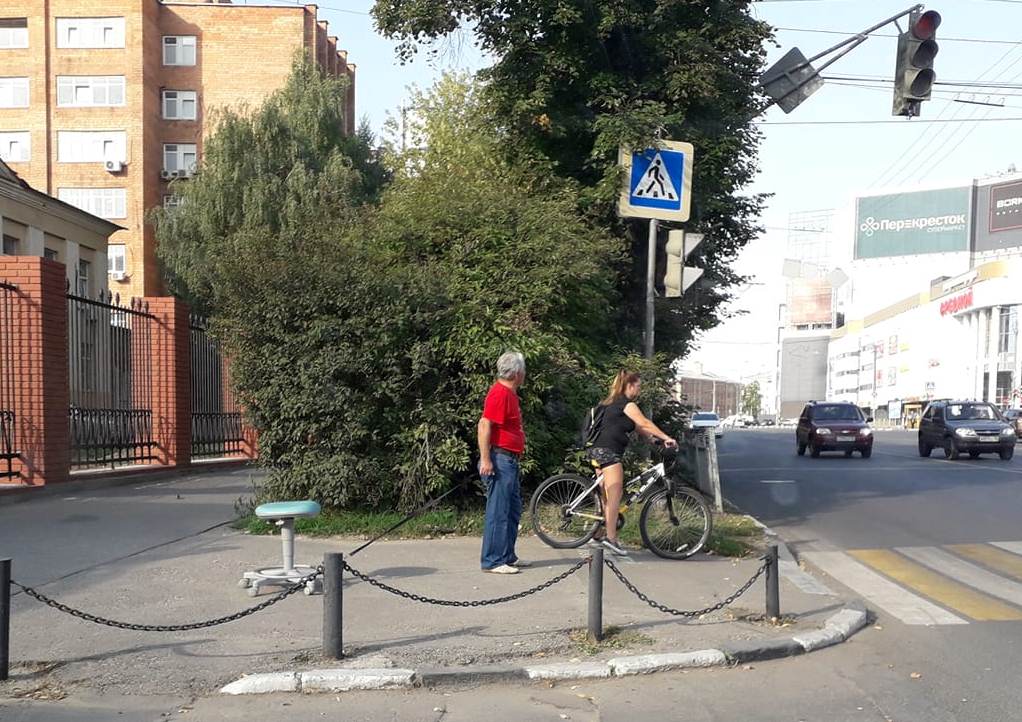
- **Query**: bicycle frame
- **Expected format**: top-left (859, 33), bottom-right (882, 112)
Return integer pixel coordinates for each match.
top-left (563, 461), bottom-right (670, 522)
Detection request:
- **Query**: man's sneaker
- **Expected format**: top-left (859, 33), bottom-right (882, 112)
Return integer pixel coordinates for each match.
top-left (601, 538), bottom-right (629, 557)
top-left (511, 559), bottom-right (532, 568)
top-left (483, 564), bottom-right (520, 574)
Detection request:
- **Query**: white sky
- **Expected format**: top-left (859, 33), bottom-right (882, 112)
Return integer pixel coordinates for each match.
top-left (264, 0), bottom-right (1022, 382)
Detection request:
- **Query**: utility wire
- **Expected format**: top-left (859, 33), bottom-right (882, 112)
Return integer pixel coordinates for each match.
top-left (758, 116), bottom-right (1022, 125)
top-left (774, 26), bottom-right (1021, 45)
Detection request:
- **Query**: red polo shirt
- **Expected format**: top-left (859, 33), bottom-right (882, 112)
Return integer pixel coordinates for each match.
top-left (483, 382), bottom-right (525, 454)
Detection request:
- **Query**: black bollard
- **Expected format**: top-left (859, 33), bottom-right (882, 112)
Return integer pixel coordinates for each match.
top-left (322, 552), bottom-right (344, 660)
top-left (1, 558), bottom-right (10, 681)
top-left (588, 547), bottom-right (604, 642)
top-left (765, 544), bottom-right (780, 621)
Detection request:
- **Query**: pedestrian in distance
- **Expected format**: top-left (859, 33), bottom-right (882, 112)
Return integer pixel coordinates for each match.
top-left (478, 351), bottom-right (531, 575)
top-left (586, 371), bottom-right (678, 556)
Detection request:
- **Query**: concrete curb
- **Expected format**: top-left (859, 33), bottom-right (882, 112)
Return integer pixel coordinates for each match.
top-left (219, 606), bottom-right (870, 695)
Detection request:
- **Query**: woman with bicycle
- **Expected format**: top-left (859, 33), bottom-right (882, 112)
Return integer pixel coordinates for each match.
top-left (587, 371), bottom-right (678, 556)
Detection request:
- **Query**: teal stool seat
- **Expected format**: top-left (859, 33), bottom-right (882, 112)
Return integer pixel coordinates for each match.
top-left (240, 500), bottom-right (322, 597)
top-left (256, 501), bottom-right (321, 520)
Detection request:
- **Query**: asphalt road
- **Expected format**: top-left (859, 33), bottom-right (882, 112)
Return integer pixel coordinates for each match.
top-left (717, 427), bottom-right (1022, 721)
top-left (719, 427), bottom-right (1022, 551)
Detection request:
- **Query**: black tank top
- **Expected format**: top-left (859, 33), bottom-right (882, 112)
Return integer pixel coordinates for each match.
top-left (593, 396), bottom-right (635, 455)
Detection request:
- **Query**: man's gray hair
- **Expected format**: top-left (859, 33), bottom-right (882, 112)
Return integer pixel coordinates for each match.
top-left (496, 351), bottom-right (526, 380)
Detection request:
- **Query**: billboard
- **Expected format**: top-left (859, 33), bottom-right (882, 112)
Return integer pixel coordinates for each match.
top-left (779, 335), bottom-right (829, 418)
top-left (974, 179), bottom-right (1022, 253)
top-left (787, 278), bottom-right (832, 325)
top-left (855, 186), bottom-right (971, 259)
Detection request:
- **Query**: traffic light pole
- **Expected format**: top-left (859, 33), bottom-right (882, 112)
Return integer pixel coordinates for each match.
top-left (644, 218), bottom-right (658, 359)
top-left (758, 3), bottom-right (925, 113)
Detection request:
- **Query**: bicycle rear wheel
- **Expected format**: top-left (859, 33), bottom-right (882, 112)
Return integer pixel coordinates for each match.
top-left (639, 487), bottom-right (712, 560)
top-left (530, 473), bottom-right (602, 548)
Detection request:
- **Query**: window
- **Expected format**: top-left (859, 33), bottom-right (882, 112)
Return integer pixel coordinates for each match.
top-left (57, 131), bottom-right (126, 163)
top-left (163, 35), bottom-right (196, 66)
top-left (77, 259), bottom-right (90, 296)
top-left (163, 143), bottom-right (197, 173)
top-left (0, 77), bottom-right (28, 107)
top-left (2, 234), bottom-right (17, 255)
top-left (998, 306), bottom-right (1017, 356)
top-left (56, 76), bottom-right (125, 107)
top-left (56, 17), bottom-right (124, 48)
top-left (162, 90), bottom-right (197, 120)
top-left (44, 248), bottom-right (59, 261)
top-left (107, 245), bottom-right (126, 275)
top-left (57, 188), bottom-right (127, 219)
top-left (0, 131), bottom-right (29, 162)
top-left (163, 194), bottom-right (185, 209)
top-left (0, 18), bottom-right (28, 48)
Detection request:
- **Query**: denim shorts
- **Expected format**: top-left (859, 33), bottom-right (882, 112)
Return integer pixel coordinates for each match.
top-left (586, 446), bottom-right (622, 469)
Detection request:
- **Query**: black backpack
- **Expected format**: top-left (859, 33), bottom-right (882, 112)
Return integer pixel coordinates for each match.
top-left (579, 404), bottom-right (606, 449)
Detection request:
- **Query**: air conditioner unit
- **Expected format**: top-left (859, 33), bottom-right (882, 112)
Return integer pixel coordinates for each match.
top-left (160, 169), bottom-right (173, 180)
top-left (110, 271), bottom-right (126, 281)
top-left (104, 160), bottom-right (124, 173)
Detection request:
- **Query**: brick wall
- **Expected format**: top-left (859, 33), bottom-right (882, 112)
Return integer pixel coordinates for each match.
top-left (0, 256), bottom-right (69, 485)
top-left (0, 256), bottom-right (254, 488)
top-left (146, 296), bottom-right (192, 468)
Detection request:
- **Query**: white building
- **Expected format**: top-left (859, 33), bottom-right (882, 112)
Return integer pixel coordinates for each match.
top-left (828, 259), bottom-right (1022, 425)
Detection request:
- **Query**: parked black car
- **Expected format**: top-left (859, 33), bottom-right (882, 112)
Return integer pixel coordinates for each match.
top-left (918, 400), bottom-right (1016, 461)
top-left (796, 401), bottom-right (874, 458)
top-left (1004, 408), bottom-right (1022, 440)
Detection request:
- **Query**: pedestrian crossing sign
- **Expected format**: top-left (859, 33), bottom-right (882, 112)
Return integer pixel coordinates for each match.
top-left (618, 140), bottom-right (694, 222)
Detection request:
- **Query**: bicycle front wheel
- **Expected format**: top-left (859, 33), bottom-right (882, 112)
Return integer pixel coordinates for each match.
top-left (530, 474), bottom-right (602, 549)
top-left (639, 487), bottom-right (712, 560)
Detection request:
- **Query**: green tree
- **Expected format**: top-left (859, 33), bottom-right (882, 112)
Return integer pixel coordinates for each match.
top-left (158, 70), bottom-right (646, 509)
top-left (151, 58), bottom-right (387, 314)
top-left (373, 0), bottom-right (773, 358)
top-left (741, 381), bottom-right (762, 419)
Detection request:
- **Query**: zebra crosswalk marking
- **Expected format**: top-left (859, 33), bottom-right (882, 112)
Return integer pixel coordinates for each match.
top-left (849, 549), bottom-right (1022, 622)
top-left (949, 543), bottom-right (1022, 582)
top-left (897, 546), bottom-right (1022, 609)
top-left (992, 541), bottom-right (1022, 558)
top-left (802, 551), bottom-right (966, 626)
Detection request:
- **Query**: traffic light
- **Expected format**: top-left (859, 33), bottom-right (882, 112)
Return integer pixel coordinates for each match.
top-left (892, 9), bottom-right (941, 117)
top-left (662, 231), bottom-right (704, 298)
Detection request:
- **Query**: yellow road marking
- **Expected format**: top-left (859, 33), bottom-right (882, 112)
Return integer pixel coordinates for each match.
top-left (947, 544), bottom-right (1022, 582)
top-left (849, 549), bottom-right (1022, 621)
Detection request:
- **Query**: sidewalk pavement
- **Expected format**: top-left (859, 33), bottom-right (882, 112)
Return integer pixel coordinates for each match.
top-left (2, 472), bottom-right (865, 702)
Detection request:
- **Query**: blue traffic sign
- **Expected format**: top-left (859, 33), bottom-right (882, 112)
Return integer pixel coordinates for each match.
top-left (618, 140), bottom-right (694, 222)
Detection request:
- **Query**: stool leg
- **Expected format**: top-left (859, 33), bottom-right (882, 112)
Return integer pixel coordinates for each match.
top-left (281, 519), bottom-right (295, 573)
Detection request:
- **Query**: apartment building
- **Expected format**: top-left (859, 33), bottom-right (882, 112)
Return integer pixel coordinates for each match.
top-left (0, 0), bottom-right (356, 298)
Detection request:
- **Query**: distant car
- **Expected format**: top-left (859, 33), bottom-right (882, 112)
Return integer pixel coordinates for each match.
top-left (761, 419), bottom-right (776, 427)
top-left (691, 412), bottom-right (724, 439)
top-left (918, 400), bottom-right (1016, 461)
top-left (1004, 409), bottom-right (1022, 440)
top-left (795, 401), bottom-right (873, 458)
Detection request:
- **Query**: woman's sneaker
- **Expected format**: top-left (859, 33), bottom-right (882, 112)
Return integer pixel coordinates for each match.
top-left (601, 538), bottom-right (629, 556)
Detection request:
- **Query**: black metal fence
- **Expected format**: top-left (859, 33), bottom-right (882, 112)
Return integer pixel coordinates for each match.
top-left (0, 281), bottom-right (16, 479)
top-left (67, 289), bottom-right (155, 469)
top-left (190, 316), bottom-right (244, 459)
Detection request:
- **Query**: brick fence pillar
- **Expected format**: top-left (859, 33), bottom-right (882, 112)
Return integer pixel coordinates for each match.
top-left (145, 297), bottom-right (192, 469)
top-left (0, 257), bottom-right (69, 486)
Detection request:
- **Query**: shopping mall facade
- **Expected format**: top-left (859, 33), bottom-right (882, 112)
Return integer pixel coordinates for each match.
top-left (823, 174), bottom-right (1022, 425)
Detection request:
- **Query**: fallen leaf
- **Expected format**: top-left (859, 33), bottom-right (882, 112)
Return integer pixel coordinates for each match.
top-left (910, 672), bottom-right (922, 680)
top-left (874, 625), bottom-right (883, 631)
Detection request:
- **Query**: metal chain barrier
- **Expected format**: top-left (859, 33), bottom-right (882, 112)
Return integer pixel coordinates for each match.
top-left (7, 567), bottom-right (322, 632)
top-left (604, 557), bottom-right (769, 618)
top-left (342, 557), bottom-right (590, 607)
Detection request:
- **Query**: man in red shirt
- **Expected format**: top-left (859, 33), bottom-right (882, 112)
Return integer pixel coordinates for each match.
top-left (478, 351), bottom-right (529, 574)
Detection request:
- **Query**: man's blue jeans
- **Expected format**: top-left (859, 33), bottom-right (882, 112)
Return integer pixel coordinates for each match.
top-left (480, 451), bottom-right (522, 570)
